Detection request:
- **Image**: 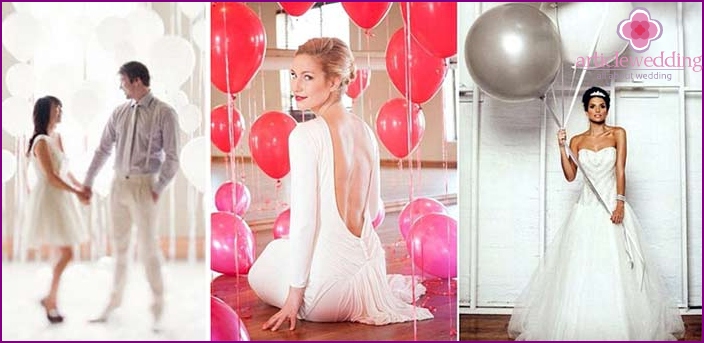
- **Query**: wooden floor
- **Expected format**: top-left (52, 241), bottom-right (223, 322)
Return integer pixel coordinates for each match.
top-left (210, 159), bottom-right (458, 340)
top-left (459, 314), bottom-right (702, 341)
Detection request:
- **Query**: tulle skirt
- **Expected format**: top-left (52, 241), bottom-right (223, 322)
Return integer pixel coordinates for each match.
top-left (508, 202), bottom-right (685, 340)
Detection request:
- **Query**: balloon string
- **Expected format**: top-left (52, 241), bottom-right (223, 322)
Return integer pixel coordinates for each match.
top-left (402, 5), bottom-right (418, 340)
top-left (553, 3), bottom-right (566, 121)
top-left (440, 94), bottom-right (453, 338)
top-left (366, 31), bottom-right (373, 125)
top-left (219, 5), bottom-right (242, 316)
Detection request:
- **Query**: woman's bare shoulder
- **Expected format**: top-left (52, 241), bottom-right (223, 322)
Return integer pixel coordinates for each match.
top-left (569, 131), bottom-right (587, 146)
top-left (610, 126), bottom-right (626, 136)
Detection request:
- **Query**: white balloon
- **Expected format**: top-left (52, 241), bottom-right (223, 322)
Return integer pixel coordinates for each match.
top-left (11, 3), bottom-right (82, 20)
top-left (160, 88), bottom-right (189, 110)
top-left (178, 104), bottom-right (202, 134)
top-left (84, 3), bottom-right (138, 26)
top-left (150, 81), bottom-right (169, 103)
top-left (148, 36), bottom-right (196, 89)
top-left (2, 150), bottom-right (17, 184)
top-left (85, 36), bottom-right (121, 82)
top-left (68, 81), bottom-right (109, 129)
top-left (11, 2), bottom-right (32, 13)
top-left (179, 136), bottom-right (209, 193)
top-left (69, 15), bottom-right (98, 51)
top-left (178, 3), bottom-right (205, 20)
top-left (112, 41), bottom-right (138, 65)
top-left (191, 18), bottom-right (208, 52)
top-left (2, 97), bottom-right (34, 137)
top-left (2, 12), bottom-right (45, 62)
top-left (95, 16), bottom-right (133, 53)
top-left (541, 2), bottom-right (633, 66)
top-left (171, 90), bottom-right (190, 110)
top-left (126, 7), bottom-right (164, 54)
top-left (5, 63), bottom-right (35, 99)
top-left (36, 63), bottom-right (82, 103)
top-left (28, 3), bottom-right (64, 20)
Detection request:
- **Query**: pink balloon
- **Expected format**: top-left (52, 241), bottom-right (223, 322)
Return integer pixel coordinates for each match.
top-left (375, 98), bottom-right (425, 159)
top-left (211, 212), bottom-right (255, 275)
top-left (372, 203), bottom-right (385, 229)
top-left (398, 197), bottom-right (448, 240)
top-left (272, 208), bottom-right (291, 239)
top-left (211, 296), bottom-right (250, 341)
top-left (215, 181), bottom-right (251, 216)
top-left (407, 213), bottom-right (457, 278)
top-left (346, 68), bottom-right (371, 99)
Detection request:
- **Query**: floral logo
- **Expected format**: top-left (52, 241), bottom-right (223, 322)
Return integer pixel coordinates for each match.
top-left (617, 7), bottom-right (663, 52)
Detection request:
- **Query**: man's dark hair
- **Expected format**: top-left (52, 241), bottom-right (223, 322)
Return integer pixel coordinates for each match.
top-left (119, 61), bottom-right (151, 87)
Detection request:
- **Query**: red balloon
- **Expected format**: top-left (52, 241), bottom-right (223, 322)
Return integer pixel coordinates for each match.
top-left (346, 68), bottom-right (371, 99)
top-left (341, 2), bottom-right (392, 31)
top-left (385, 28), bottom-right (447, 104)
top-left (211, 104), bottom-right (245, 153)
top-left (211, 3), bottom-right (266, 94)
top-left (407, 213), bottom-right (457, 278)
top-left (211, 212), bottom-right (255, 275)
top-left (215, 181), bottom-right (251, 217)
top-left (248, 111), bottom-right (297, 179)
top-left (398, 197), bottom-right (448, 240)
top-left (272, 208), bottom-right (291, 239)
top-left (375, 98), bottom-right (425, 159)
top-left (278, 2), bottom-right (315, 17)
top-left (211, 296), bottom-right (250, 341)
top-left (400, 2), bottom-right (457, 58)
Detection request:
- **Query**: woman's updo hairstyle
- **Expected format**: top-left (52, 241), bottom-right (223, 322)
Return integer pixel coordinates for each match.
top-left (295, 37), bottom-right (356, 96)
top-left (582, 86), bottom-right (611, 111)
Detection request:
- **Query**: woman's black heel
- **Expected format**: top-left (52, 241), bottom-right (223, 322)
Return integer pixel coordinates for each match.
top-left (40, 298), bottom-right (64, 324)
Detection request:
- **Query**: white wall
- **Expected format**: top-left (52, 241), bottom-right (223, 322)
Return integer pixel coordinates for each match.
top-left (459, 2), bottom-right (702, 310)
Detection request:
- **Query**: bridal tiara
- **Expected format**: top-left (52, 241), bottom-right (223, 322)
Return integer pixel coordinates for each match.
top-left (590, 90), bottom-right (606, 97)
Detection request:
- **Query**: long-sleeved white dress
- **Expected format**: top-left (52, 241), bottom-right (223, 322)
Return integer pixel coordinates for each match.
top-left (248, 118), bottom-right (433, 324)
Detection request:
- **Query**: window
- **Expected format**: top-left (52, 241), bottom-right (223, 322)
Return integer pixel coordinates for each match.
top-left (276, 3), bottom-right (351, 118)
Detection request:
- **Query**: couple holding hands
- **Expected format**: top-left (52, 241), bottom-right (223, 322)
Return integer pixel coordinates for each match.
top-left (24, 61), bottom-right (179, 332)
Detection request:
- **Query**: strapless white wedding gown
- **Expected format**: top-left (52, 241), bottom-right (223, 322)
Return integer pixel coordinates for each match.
top-left (508, 147), bottom-right (685, 340)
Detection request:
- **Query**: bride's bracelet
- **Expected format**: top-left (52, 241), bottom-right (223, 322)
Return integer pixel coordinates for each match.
top-left (616, 194), bottom-right (626, 202)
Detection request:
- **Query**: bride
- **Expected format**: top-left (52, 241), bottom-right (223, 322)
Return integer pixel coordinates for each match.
top-left (23, 96), bottom-right (89, 323)
top-left (507, 86), bottom-right (685, 340)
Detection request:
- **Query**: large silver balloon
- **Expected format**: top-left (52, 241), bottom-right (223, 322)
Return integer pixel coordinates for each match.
top-left (464, 4), bottom-right (562, 102)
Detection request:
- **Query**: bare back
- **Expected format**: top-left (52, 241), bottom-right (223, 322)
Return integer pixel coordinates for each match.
top-left (320, 114), bottom-right (375, 238)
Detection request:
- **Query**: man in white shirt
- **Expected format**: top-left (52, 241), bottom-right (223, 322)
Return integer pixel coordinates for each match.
top-left (83, 61), bottom-right (179, 330)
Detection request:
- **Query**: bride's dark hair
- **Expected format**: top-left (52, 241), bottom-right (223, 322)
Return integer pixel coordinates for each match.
top-left (582, 86), bottom-right (610, 111)
top-left (27, 96), bottom-right (62, 157)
